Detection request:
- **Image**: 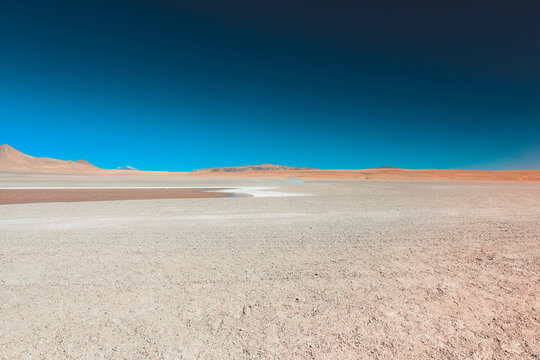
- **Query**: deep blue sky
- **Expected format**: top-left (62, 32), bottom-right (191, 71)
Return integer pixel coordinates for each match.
top-left (1, 0), bottom-right (539, 170)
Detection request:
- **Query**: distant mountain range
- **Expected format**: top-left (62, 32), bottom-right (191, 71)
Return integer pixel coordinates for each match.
top-left (0, 145), bottom-right (141, 172)
top-left (0, 145), bottom-right (313, 174)
top-left (1, 144), bottom-right (539, 181)
top-left (192, 163), bottom-right (316, 173)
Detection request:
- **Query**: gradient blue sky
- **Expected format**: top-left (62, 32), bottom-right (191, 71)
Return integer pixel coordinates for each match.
top-left (1, 0), bottom-right (539, 171)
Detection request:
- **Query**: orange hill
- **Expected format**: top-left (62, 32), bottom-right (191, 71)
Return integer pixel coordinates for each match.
top-left (0, 144), bottom-right (99, 172)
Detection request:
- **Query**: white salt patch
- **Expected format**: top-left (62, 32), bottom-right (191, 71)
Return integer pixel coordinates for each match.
top-left (0, 186), bottom-right (309, 197)
top-left (213, 186), bottom-right (308, 197)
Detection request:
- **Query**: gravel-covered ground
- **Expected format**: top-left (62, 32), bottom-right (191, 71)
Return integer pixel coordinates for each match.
top-left (1, 175), bottom-right (539, 359)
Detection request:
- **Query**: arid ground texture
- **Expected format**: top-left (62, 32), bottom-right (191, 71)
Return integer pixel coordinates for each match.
top-left (1, 171), bottom-right (539, 359)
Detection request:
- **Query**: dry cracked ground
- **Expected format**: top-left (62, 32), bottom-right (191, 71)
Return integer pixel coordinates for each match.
top-left (1, 176), bottom-right (539, 359)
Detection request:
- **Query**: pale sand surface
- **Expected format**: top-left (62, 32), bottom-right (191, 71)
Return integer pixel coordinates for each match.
top-left (0, 173), bottom-right (539, 359)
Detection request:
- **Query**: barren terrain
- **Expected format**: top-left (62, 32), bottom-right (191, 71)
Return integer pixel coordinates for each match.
top-left (0, 188), bottom-right (227, 205)
top-left (0, 172), bottom-right (539, 359)
top-left (2, 144), bottom-right (540, 181)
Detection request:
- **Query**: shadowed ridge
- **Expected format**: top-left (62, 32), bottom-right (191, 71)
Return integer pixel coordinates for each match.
top-left (75, 159), bottom-right (95, 166)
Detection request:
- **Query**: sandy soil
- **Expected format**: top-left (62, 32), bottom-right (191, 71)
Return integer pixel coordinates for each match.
top-left (0, 174), bottom-right (539, 359)
top-left (0, 188), bottom-right (227, 205)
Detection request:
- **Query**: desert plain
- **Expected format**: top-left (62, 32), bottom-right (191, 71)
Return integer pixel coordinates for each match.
top-left (1, 169), bottom-right (539, 360)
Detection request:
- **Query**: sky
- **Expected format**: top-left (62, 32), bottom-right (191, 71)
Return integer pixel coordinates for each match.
top-left (1, 0), bottom-right (539, 171)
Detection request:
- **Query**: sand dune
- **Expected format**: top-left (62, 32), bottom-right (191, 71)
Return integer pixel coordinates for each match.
top-left (1, 144), bottom-right (539, 181)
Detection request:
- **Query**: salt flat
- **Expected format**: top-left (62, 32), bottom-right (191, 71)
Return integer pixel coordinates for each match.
top-left (1, 174), bottom-right (539, 359)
